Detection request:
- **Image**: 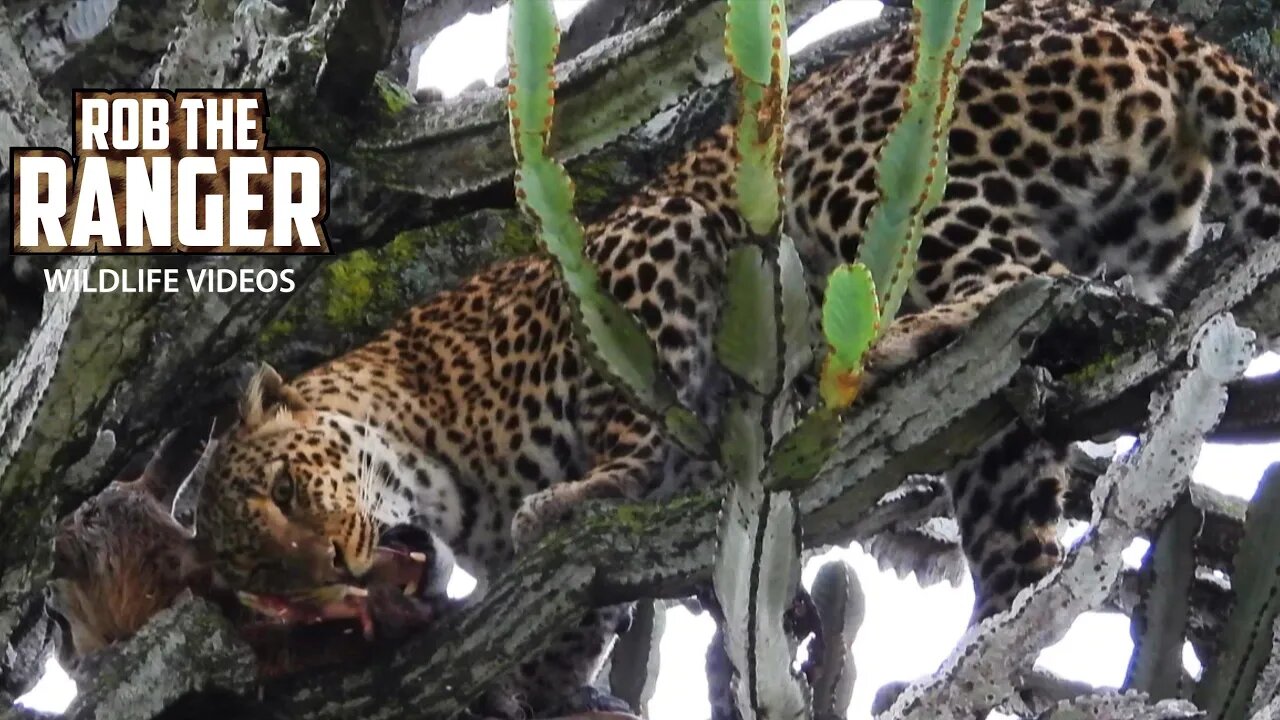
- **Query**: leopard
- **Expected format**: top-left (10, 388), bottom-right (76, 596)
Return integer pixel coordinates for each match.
top-left (192, 0), bottom-right (1280, 715)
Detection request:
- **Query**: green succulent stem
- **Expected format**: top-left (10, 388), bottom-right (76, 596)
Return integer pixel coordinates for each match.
top-left (506, 0), bottom-right (710, 455)
top-left (726, 0), bottom-right (789, 236)
top-left (856, 0), bottom-right (984, 325)
top-left (713, 1), bottom-right (813, 717)
top-left (814, 0), bottom-right (985, 414)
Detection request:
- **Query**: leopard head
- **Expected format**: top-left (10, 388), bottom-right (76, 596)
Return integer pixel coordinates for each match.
top-left (195, 364), bottom-right (385, 597)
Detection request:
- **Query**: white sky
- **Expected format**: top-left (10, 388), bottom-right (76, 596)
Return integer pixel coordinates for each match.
top-left (18, 2), bottom-right (1280, 718)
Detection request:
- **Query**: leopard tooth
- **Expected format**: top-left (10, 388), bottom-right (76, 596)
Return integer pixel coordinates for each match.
top-left (404, 580), bottom-right (419, 596)
top-left (345, 586), bottom-right (369, 598)
top-left (409, 551), bottom-right (427, 563)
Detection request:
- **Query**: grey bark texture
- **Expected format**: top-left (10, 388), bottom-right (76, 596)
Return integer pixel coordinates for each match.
top-left (2, 0), bottom-right (1280, 718)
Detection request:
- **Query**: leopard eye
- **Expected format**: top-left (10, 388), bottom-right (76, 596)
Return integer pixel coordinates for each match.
top-left (271, 468), bottom-right (294, 508)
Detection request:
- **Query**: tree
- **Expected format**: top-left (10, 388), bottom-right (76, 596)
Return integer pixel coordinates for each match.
top-left (3, 0), bottom-right (1280, 718)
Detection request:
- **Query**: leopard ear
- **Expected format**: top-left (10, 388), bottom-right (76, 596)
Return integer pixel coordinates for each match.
top-left (240, 363), bottom-right (309, 430)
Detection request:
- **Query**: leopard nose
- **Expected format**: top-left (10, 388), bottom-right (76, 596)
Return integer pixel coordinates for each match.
top-left (378, 524), bottom-right (433, 553)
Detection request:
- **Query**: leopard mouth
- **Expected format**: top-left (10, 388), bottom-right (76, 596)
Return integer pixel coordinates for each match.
top-left (236, 526), bottom-right (438, 638)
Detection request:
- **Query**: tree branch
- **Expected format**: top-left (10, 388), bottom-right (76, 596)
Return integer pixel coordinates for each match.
top-left (102, 271), bottom-right (1263, 719)
top-left (8, 230), bottom-right (1269, 714)
top-left (558, 0), bottom-right (683, 61)
top-left (557, 0), bottom-right (833, 64)
top-left (62, 596), bottom-right (256, 720)
top-left (314, 0), bottom-right (409, 113)
top-left (1069, 450), bottom-right (1247, 575)
top-left (353, 0), bottom-right (844, 201)
top-left (882, 313), bottom-right (1253, 719)
top-left (267, 497), bottom-right (719, 719)
top-left (387, 0), bottom-right (504, 88)
top-left (10, 0), bottom-right (193, 107)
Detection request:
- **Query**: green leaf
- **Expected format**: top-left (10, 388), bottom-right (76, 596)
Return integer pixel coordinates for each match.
top-left (663, 406), bottom-right (714, 457)
top-left (778, 235), bottom-right (814, 379)
top-left (733, 111), bottom-right (784, 236)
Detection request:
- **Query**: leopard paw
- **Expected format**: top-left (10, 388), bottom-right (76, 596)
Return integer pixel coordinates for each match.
top-left (511, 487), bottom-right (576, 553)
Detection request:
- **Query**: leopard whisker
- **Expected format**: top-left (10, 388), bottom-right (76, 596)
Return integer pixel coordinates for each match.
top-left (352, 416), bottom-right (414, 532)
